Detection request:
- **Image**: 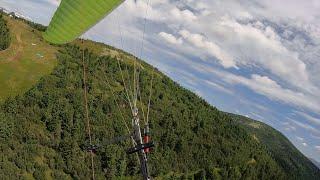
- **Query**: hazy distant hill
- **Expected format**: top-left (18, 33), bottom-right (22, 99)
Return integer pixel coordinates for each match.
top-left (230, 113), bottom-right (320, 179)
top-left (310, 158), bottom-right (320, 169)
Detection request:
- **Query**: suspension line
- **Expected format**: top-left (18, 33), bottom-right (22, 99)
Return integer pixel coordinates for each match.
top-left (81, 41), bottom-right (95, 180)
top-left (146, 68), bottom-right (155, 124)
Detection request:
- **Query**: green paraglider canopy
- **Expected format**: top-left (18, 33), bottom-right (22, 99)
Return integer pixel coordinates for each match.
top-left (43, 0), bottom-right (124, 44)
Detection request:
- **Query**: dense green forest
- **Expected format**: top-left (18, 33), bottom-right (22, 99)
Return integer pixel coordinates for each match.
top-left (0, 14), bottom-right (10, 50)
top-left (0, 44), bottom-right (319, 179)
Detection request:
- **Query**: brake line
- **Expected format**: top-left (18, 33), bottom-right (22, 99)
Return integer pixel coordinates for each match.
top-left (114, 8), bottom-right (136, 116)
top-left (100, 68), bottom-right (131, 133)
top-left (81, 43), bottom-right (95, 180)
top-left (146, 68), bottom-right (154, 125)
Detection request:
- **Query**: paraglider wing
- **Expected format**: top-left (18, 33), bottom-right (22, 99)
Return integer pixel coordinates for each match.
top-left (43, 0), bottom-right (124, 44)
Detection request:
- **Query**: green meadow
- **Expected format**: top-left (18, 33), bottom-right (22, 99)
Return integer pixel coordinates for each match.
top-left (0, 15), bottom-right (58, 102)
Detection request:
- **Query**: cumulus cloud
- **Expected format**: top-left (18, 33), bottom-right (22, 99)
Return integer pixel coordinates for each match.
top-left (283, 122), bottom-right (296, 132)
top-left (159, 32), bottom-right (182, 45)
top-left (203, 80), bottom-right (234, 95)
top-left (290, 119), bottom-right (320, 134)
top-left (315, 146), bottom-right (320, 151)
top-left (249, 0), bottom-right (320, 24)
top-left (217, 17), bottom-right (314, 91)
top-left (122, 0), bottom-right (164, 21)
top-left (203, 68), bottom-right (320, 113)
top-left (143, 0), bottom-right (319, 94)
top-left (157, 29), bottom-right (237, 68)
top-left (295, 111), bottom-right (320, 126)
top-left (122, 0), bottom-right (198, 24)
top-left (296, 136), bottom-right (304, 141)
top-left (179, 30), bottom-right (237, 68)
top-left (169, 7), bottom-right (197, 22)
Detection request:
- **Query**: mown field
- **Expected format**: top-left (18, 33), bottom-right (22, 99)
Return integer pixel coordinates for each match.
top-left (0, 14), bottom-right (139, 103)
top-left (0, 15), bottom-right (58, 102)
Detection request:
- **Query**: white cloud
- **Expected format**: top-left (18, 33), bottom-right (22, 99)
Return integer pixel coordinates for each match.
top-left (250, 112), bottom-right (265, 120)
top-left (217, 17), bottom-right (313, 91)
top-left (179, 30), bottom-right (237, 68)
top-left (203, 80), bottom-right (234, 95)
top-left (295, 111), bottom-right (320, 126)
top-left (169, 7), bottom-right (197, 22)
top-left (47, 0), bottom-right (60, 6)
top-left (159, 32), bottom-right (182, 45)
top-left (122, 0), bottom-right (165, 21)
top-left (311, 134), bottom-right (320, 140)
top-left (302, 142), bottom-right (308, 147)
top-left (282, 121), bottom-right (296, 131)
top-left (315, 146), bottom-right (320, 151)
top-left (121, 0), bottom-right (198, 24)
top-left (296, 136), bottom-right (304, 141)
top-left (249, 0), bottom-right (320, 24)
top-left (290, 119), bottom-right (320, 134)
top-left (203, 68), bottom-right (320, 113)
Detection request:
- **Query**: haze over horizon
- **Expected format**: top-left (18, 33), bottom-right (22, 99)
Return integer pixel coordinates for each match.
top-left (1, 0), bottom-right (319, 162)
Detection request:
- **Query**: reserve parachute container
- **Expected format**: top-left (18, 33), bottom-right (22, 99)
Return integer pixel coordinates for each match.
top-left (43, 0), bottom-right (124, 44)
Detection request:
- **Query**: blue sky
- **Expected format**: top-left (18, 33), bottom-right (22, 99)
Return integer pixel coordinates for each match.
top-left (1, 0), bottom-right (319, 162)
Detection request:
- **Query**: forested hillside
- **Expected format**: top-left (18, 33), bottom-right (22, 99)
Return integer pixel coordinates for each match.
top-left (230, 113), bottom-right (320, 179)
top-left (0, 15), bottom-right (319, 179)
top-left (0, 44), bottom-right (317, 179)
top-left (0, 14), bottom-right (10, 50)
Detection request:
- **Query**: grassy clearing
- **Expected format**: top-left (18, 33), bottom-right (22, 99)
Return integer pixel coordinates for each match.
top-left (0, 15), bottom-right (58, 102)
top-left (0, 14), bottom-right (141, 103)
